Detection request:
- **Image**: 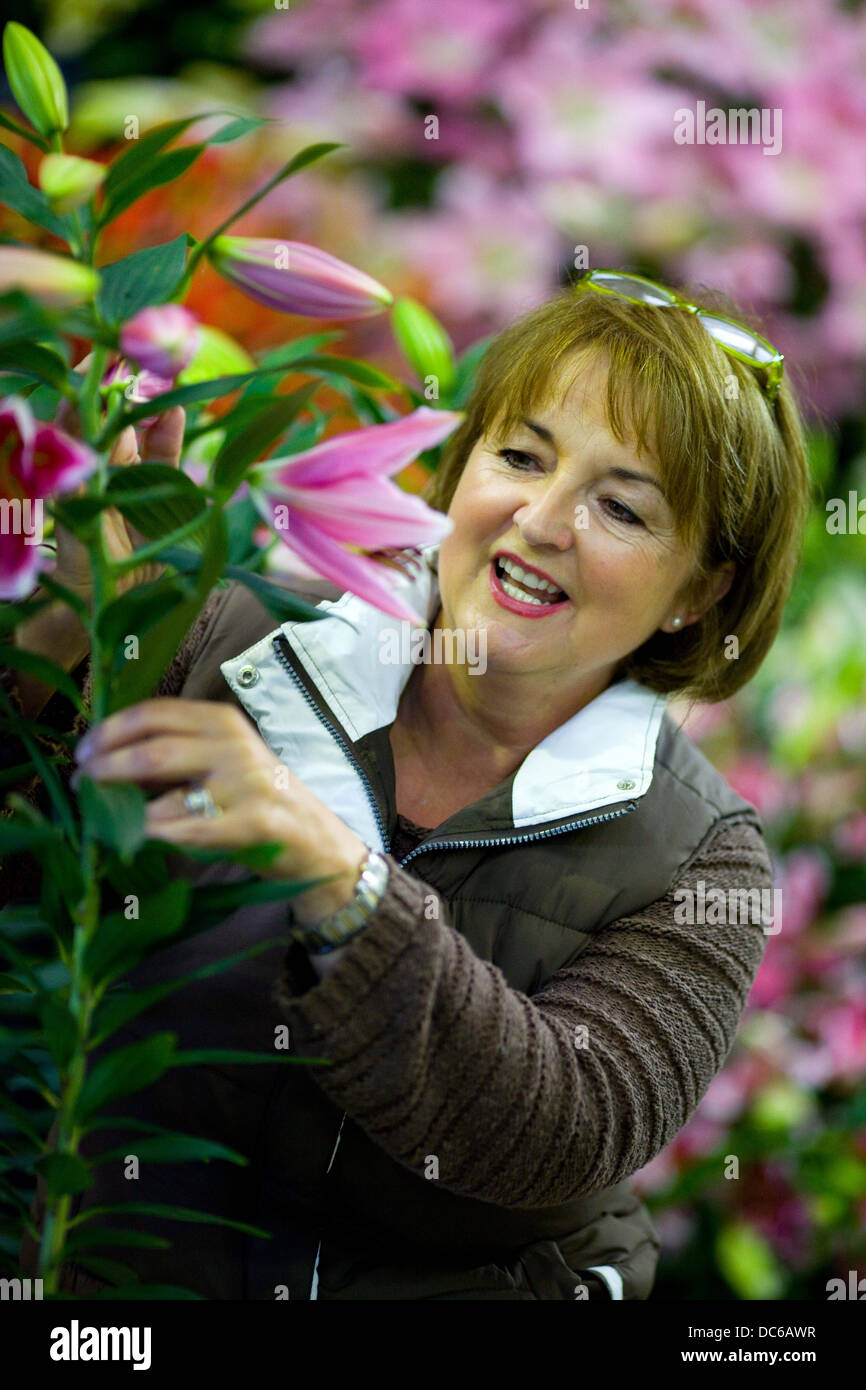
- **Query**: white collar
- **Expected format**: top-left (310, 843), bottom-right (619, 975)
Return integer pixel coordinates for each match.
top-left (221, 543), bottom-right (667, 834)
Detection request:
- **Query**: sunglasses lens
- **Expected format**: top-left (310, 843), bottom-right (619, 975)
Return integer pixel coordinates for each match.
top-left (698, 313), bottom-right (776, 364)
top-left (589, 272), bottom-right (678, 307)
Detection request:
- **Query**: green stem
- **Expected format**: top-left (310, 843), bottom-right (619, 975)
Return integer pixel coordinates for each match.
top-left (184, 151), bottom-right (332, 286)
top-left (37, 840), bottom-right (99, 1293)
top-left (78, 346), bottom-right (109, 454)
top-left (108, 511), bottom-right (209, 574)
top-left (37, 490), bottom-right (115, 1287)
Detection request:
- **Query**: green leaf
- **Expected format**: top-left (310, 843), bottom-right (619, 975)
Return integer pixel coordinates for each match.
top-left (0, 108), bottom-right (49, 151)
top-left (0, 1090), bottom-right (46, 1148)
top-left (0, 642), bottom-right (84, 710)
top-left (220, 568), bottom-right (325, 624)
top-left (207, 115), bottom-right (268, 145)
top-left (100, 111), bottom-right (265, 224)
top-left (118, 363), bottom-right (310, 424)
top-left (76, 777), bottom-right (148, 861)
top-left (0, 340), bottom-right (71, 391)
top-left (224, 494), bottom-right (264, 566)
top-left (69, 1256), bottom-right (140, 1286)
top-left (92, 1133), bottom-right (247, 1165)
top-left (69, 1201), bottom-right (271, 1240)
top-left (101, 118), bottom-right (207, 207)
top-left (451, 333), bottom-right (496, 409)
top-left (172, 1049), bottom-right (319, 1068)
top-left (107, 510), bottom-right (227, 712)
top-left (65, 1226), bottom-right (171, 1254)
top-left (100, 144), bottom-right (205, 225)
top-left (213, 383), bottom-right (318, 496)
top-left (88, 938), bottom-right (283, 1048)
top-left (0, 816), bottom-right (58, 855)
top-left (96, 235), bottom-right (189, 326)
top-left (97, 577), bottom-right (191, 666)
top-left (36, 1151), bottom-right (92, 1200)
top-left (37, 997), bottom-right (78, 1068)
top-left (715, 1221), bottom-right (785, 1299)
top-left (83, 880), bottom-right (191, 987)
top-left (289, 354), bottom-right (402, 391)
top-left (0, 145), bottom-right (70, 238)
top-left (105, 461), bottom-right (207, 538)
top-left (2, 1050), bottom-right (57, 1106)
top-left (0, 971), bottom-right (37, 994)
top-left (77, 1033), bottom-right (177, 1120)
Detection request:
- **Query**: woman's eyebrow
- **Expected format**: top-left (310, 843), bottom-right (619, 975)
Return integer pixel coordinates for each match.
top-left (520, 417), bottom-right (666, 496)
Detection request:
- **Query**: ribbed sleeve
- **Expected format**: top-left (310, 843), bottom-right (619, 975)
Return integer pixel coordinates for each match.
top-left (276, 819), bottom-right (774, 1209)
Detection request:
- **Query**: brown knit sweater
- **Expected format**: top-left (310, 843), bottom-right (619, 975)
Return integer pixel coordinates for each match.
top-left (3, 590), bottom-right (773, 1210)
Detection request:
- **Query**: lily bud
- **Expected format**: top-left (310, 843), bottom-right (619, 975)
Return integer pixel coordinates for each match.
top-left (2, 21), bottom-right (69, 137)
top-left (208, 237), bottom-right (393, 320)
top-left (0, 245), bottom-right (99, 307)
top-left (38, 153), bottom-right (105, 211)
top-left (120, 304), bottom-right (201, 379)
top-left (391, 297), bottom-right (457, 398)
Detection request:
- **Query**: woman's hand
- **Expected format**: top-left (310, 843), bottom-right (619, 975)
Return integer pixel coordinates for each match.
top-left (54, 358), bottom-right (186, 602)
top-left (72, 698), bottom-right (370, 928)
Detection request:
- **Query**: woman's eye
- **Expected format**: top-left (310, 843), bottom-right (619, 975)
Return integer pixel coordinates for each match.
top-left (497, 448), bottom-right (539, 470)
top-left (603, 498), bottom-right (643, 526)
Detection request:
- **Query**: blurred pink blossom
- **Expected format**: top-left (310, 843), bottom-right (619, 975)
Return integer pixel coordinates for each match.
top-left (778, 849), bottom-right (832, 939)
top-left (353, 0), bottom-right (524, 102)
top-left (723, 755), bottom-right (795, 821)
top-left (808, 999), bottom-right (866, 1083)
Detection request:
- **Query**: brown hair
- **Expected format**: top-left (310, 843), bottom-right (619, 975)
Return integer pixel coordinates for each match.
top-left (423, 280), bottom-right (813, 702)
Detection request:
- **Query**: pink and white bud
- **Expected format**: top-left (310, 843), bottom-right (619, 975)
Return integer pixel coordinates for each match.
top-left (120, 304), bottom-right (201, 379)
top-left (208, 237), bottom-right (393, 319)
top-left (0, 245), bottom-right (100, 308)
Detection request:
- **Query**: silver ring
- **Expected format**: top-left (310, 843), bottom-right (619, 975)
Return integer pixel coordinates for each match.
top-left (182, 785), bottom-right (221, 818)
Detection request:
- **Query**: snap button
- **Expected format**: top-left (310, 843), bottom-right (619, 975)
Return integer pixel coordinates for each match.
top-left (617, 779), bottom-right (635, 791)
top-left (237, 664), bottom-right (259, 688)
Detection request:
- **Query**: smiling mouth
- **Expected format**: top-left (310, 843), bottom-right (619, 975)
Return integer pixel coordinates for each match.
top-left (491, 556), bottom-right (570, 610)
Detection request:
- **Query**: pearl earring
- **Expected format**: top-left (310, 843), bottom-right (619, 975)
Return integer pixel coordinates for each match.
top-left (671, 617), bottom-right (682, 629)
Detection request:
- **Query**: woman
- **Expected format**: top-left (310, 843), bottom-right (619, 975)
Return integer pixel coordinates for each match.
top-left (13, 271), bottom-right (811, 1300)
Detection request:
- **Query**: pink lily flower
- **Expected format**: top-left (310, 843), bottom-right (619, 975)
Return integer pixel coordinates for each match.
top-left (248, 406), bottom-right (461, 622)
top-left (120, 304), bottom-right (202, 379)
top-left (0, 394), bottom-right (96, 600)
top-left (208, 237), bottom-right (393, 319)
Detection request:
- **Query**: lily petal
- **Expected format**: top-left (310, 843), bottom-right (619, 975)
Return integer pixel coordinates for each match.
top-left (253, 494), bottom-right (428, 624)
top-left (31, 423), bottom-right (97, 496)
top-left (258, 406), bottom-right (463, 489)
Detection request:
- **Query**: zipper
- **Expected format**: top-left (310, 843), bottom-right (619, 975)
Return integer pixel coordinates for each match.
top-left (271, 631), bottom-right (639, 1296)
top-left (272, 635), bottom-right (390, 854)
top-left (396, 801), bottom-right (638, 868)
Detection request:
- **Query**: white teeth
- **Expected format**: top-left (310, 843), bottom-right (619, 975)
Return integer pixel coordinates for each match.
top-left (500, 556), bottom-right (562, 594)
top-left (501, 577), bottom-right (547, 605)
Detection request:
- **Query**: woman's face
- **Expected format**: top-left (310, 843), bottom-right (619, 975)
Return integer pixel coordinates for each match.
top-left (437, 354), bottom-right (719, 697)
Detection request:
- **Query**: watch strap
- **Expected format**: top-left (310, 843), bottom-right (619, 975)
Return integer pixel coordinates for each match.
top-left (292, 849), bottom-right (390, 955)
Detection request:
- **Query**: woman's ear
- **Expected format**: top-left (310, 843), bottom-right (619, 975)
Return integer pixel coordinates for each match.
top-left (663, 560), bottom-right (736, 633)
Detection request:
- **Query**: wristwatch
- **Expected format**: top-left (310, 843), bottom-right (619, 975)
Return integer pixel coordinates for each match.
top-left (291, 848), bottom-right (390, 956)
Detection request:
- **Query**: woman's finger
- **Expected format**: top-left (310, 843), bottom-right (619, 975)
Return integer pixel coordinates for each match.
top-left (139, 406), bottom-right (186, 468)
top-left (73, 733), bottom-right (241, 788)
top-left (108, 424), bottom-right (140, 467)
top-left (77, 698), bottom-right (241, 757)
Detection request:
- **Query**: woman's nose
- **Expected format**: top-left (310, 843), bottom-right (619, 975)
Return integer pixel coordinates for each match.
top-left (513, 484), bottom-right (576, 552)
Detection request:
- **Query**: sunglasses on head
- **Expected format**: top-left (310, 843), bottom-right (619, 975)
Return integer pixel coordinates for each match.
top-left (576, 268), bottom-right (784, 406)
